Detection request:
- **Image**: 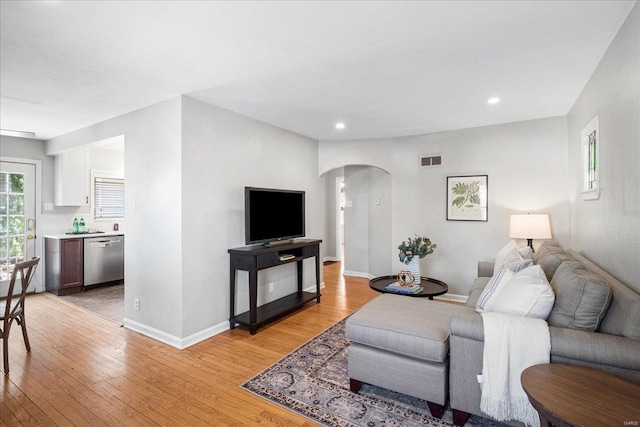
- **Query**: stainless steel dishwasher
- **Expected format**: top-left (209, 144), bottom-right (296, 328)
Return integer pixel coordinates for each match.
top-left (84, 235), bottom-right (124, 287)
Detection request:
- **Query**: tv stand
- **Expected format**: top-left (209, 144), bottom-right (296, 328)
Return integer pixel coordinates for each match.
top-left (228, 239), bottom-right (322, 334)
top-left (261, 239), bottom-right (294, 248)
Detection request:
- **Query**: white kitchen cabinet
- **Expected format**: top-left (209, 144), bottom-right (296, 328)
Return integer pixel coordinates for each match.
top-left (54, 149), bottom-right (89, 206)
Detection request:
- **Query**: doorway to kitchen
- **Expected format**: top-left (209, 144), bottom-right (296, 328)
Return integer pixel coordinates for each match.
top-left (52, 135), bottom-right (126, 323)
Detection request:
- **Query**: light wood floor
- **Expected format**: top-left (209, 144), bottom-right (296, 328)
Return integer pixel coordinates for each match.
top-left (1, 261), bottom-right (379, 426)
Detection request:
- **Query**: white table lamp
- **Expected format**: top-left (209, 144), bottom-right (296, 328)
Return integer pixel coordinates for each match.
top-left (509, 214), bottom-right (552, 252)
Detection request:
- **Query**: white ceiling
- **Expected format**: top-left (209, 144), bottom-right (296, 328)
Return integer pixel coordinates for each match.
top-left (0, 1), bottom-right (635, 142)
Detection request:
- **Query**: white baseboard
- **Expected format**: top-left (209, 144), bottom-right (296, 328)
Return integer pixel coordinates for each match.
top-left (323, 256), bottom-right (341, 262)
top-left (123, 317), bottom-right (229, 349)
top-left (181, 321), bottom-right (229, 348)
top-left (343, 270), bottom-right (375, 280)
top-left (304, 281), bottom-right (325, 293)
top-left (124, 282), bottom-right (326, 349)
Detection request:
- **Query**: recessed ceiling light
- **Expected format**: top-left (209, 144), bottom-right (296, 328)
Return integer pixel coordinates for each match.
top-left (487, 97), bottom-right (500, 105)
top-left (335, 122), bottom-right (345, 130)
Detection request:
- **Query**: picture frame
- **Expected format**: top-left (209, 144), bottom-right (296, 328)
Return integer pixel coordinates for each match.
top-left (446, 175), bottom-right (488, 221)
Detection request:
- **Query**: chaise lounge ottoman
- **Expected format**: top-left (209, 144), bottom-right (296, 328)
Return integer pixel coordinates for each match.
top-left (345, 293), bottom-right (475, 418)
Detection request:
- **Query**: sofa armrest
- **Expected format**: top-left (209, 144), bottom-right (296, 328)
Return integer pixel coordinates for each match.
top-left (478, 261), bottom-right (494, 278)
top-left (450, 312), bottom-right (484, 341)
top-left (550, 327), bottom-right (640, 371)
top-left (449, 312), bottom-right (485, 418)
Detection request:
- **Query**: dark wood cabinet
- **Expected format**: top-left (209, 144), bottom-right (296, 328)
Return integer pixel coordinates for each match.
top-left (228, 239), bottom-right (322, 334)
top-left (45, 237), bottom-right (83, 295)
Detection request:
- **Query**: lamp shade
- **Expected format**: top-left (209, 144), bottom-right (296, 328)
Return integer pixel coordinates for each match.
top-left (509, 214), bottom-right (552, 239)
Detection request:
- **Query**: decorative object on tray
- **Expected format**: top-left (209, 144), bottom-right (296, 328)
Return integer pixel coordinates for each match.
top-left (447, 175), bottom-right (488, 221)
top-left (398, 235), bottom-right (436, 285)
top-left (397, 270), bottom-right (415, 286)
top-left (384, 282), bottom-right (424, 294)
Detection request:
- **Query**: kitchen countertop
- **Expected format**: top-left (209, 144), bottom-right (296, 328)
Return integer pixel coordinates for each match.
top-left (43, 231), bottom-right (125, 239)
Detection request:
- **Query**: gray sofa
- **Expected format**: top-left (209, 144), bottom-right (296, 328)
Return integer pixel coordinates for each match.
top-left (346, 241), bottom-right (640, 426)
top-left (449, 242), bottom-right (640, 425)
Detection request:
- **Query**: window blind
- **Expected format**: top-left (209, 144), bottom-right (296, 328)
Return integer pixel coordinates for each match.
top-left (94, 177), bottom-right (125, 220)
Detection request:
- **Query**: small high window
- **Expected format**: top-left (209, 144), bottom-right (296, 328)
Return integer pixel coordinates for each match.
top-left (581, 114), bottom-right (600, 200)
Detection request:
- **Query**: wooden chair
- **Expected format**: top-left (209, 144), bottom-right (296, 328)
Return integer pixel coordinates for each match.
top-left (1, 257), bottom-right (40, 374)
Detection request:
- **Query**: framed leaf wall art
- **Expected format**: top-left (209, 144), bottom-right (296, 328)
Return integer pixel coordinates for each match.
top-left (446, 175), bottom-right (488, 221)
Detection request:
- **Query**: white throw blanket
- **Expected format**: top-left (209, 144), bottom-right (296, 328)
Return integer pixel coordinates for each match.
top-left (479, 312), bottom-right (550, 427)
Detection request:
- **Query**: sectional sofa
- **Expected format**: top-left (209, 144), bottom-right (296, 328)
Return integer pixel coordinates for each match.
top-left (345, 241), bottom-right (640, 425)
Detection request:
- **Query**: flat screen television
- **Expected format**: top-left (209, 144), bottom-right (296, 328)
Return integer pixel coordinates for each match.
top-left (245, 187), bottom-right (305, 245)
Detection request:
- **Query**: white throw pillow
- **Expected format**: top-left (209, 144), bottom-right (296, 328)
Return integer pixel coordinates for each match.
top-left (484, 265), bottom-right (555, 319)
top-left (493, 240), bottom-right (533, 275)
top-left (475, 267), bottom-right (515, 313)
top-left (493, 240), bottom-right (518, 275)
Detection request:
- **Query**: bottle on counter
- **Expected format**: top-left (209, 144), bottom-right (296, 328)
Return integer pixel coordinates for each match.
top-left (79, 217), bottom-right (85, 233)
top-left (73, 217), bottom-right (79, 233)
top-left (113, 223), bottom-right (119, 231)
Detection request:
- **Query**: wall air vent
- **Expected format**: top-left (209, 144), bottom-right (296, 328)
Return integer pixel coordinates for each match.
top-left (421, 155), bottom-right (442, 167)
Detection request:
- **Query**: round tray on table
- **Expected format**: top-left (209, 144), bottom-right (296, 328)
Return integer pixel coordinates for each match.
top-left (369, 275), bottom-right (448, 300)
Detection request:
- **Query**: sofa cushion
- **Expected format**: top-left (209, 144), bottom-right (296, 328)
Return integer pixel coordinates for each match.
top-left (536, 246), bottom-right (573, 281)
top-left (547, 261), bottom-right (612, 331)
top-left (466, 276), bottom-right (490, 307)
top-left (482, 265), bottom-right (555, 319)
top-left (601, 289), bottom-right (640, 339)
top-left (533, 240), bottom-right (563, 264)
top-left (568, 250), bottom-right (640, 339)
top-left (475, 267), bottom-right (514, 313)
top-left (345, 294), bottom-right (474, 363)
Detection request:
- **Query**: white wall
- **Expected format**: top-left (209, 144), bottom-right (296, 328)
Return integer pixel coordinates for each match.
top-left (567, 2), bottom-right (640, 292)
top-left (343, 166), bottom-right (370, 276)
top-left (321, 167), bottom-right (343, 261)
top-left (90, 147), bottom-right (124, 175)
top-left (1, 136), bottom-right (81, 222)
top-left (367, 166), bottom-right (392, 277)
top-left (26, 95), bottom-right (324, 347)
top-left (46, 98), bottom-right (185, 341)
top-left (320, 116), bottom-right (569, 295)
top-left (341, 165), bottom-right (392, 278)
top-left (181, 96), bottom-right (323, 338)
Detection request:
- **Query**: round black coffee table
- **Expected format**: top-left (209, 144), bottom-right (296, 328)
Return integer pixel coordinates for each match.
top-left (369, 275), bottom-right (448, 300)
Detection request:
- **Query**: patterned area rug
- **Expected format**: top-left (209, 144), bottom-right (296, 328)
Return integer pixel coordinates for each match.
top-left (242, 319), bottom-right (508, 427)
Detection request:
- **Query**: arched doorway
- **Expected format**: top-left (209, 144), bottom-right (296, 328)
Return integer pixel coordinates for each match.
top-left (321, 164), bottom-right (392, 278)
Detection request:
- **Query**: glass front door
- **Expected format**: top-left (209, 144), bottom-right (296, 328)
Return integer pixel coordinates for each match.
top-left (0, 161), bottom-right (37, 294)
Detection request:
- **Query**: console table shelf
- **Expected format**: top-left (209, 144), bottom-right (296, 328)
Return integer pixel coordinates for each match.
top-left (231, 291), bottom-right (319, 327)
top-left (228, 239), bottom-right (322, 334)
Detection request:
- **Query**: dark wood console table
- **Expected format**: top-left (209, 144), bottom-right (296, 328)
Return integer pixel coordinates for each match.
top-left (228, 239), bottom-right (322, 334)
